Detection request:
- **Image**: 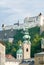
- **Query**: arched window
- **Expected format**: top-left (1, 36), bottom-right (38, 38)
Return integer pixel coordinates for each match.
top-left (26, 48), bottom-right (28, 52)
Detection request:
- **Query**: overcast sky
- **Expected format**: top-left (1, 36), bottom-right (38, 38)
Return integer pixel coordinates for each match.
top-left (0, 0), bottom-right (44, 30)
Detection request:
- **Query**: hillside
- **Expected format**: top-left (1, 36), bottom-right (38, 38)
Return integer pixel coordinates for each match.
top-left (14, 26), bottom-right (40, 43)
top-left (5, 26), bottom-right (44, 58)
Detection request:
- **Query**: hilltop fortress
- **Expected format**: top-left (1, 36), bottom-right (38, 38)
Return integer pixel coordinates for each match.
top-left (2, 13), bottom-right (44, 32)
top-left (0, 13), bottom-right (44, 42)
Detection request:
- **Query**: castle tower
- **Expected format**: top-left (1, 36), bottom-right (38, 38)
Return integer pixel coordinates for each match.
top-left (38, 13), bottom-right (44, 33)
top-left (38, 13), bottom-right (44, 26)
top-left (23, 28), bottom-right (31, 60)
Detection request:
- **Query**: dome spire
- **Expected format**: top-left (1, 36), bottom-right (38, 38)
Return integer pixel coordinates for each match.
top-left (23, 27), bottom-right (31, 43)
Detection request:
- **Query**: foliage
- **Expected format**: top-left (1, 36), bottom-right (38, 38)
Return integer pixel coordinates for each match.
top-left (13, 29), bottom-right (24, 43)
top-left (5, 26), bottom-right (44, 58)
top-left (5, 40), bottom-right (22, 58)
top-left (31, 34), bottom-right (41, 57)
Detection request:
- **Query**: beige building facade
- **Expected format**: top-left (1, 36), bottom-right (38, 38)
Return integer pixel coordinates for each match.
top-left (34, 52), bottom-right (44, 65)
top-left (0, 42), bottom-right (5, 65)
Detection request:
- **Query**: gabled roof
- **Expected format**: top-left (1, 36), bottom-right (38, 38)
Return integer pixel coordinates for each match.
top-left (35, 52), bottom-right (44, 56)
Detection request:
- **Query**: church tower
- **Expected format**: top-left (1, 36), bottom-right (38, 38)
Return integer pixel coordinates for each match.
top-left (17, 44), bottom-right (23, 60)
top-left (23, 28), bottom-right (31, 60)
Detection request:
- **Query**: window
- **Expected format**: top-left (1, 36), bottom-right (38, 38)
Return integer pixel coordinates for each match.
top-left (26, 48), bottom-right (28, 52)
top-left (17, 55), bottom-right (19, 59)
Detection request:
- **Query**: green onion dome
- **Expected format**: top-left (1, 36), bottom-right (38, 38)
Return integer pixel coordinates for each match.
top-left (17, 48), bottom-right (23, 54)
top-left (23, 40), bottom-right (28, 43)
top-left (24, 31), bottom-right (29, 35)
top-left (23, 40), bottom-right (31, 44)
top-left (23, 35), bottom-right (30, 39)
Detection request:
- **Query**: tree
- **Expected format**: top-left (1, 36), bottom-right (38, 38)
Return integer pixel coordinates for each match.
top-left (5, 42), bottom-right (12, 54)
top-left (31, 34), bottom-right (41, 57)
top-left (13, 29), bottom-right (24, 43)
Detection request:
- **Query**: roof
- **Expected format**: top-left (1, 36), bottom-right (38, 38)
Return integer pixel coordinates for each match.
top-left (24, 32), bottom-right (29, 35)
top-left (6, 54), bottom-right (20, 62)
top-left (20, 58), bottom-right (34, 65)
top-left (0, 41), bottom-right (5, 46)
top-left (23, 40), bottom-right (31, 44)
top-left (35, 52), bottom-right (44, 56)
top-left (23, 35), bottom-right (30, 39)
top-left (17, 48), bottom-right (23, 54)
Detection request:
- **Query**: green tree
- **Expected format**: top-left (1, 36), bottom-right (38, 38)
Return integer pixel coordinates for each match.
top-left (5, 42), bottom-right (12, 54)
top-left (11, 40), bottom-right (22, 57)
top-left (31, 34), bottom-right (41, 57)
top-left (13, 29), bottom-right (23, 43)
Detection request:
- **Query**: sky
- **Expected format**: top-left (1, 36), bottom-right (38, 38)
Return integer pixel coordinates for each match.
top-left (0, 0), bottom-right (44, 30)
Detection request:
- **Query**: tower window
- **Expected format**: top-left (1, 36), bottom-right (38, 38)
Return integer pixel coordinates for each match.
top-left (17, 55), bottom-right (19, 59)
top-left (26, 48), bottom-right (28, 52)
